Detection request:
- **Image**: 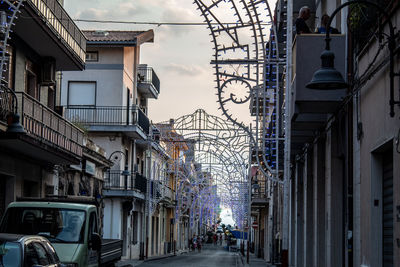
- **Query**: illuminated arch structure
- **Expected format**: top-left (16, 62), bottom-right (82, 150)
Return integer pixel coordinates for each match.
top-left (193, 0), bottom-right (286, 182)
top-left (0, 1), bottom-right (24, 119)
top-left (154, 109), bottom-right (250, 230)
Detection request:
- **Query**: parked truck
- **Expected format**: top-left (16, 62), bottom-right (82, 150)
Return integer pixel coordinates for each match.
top-left (0, 199), bottom-right (122, 267)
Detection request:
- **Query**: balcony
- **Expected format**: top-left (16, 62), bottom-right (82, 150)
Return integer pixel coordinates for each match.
top-left (290, 34), bottom-right (346, 155)
top-left (14, 0), bottom-right (86, 70)
top-left (138, 65), bottom-right (160, 99)
top-left (251, 177), bottom-right (267, 206)
top-left (64, 105), bottom-right (150, 140)
top-left (103, 170), bottom-right (145, 199)
top-left (0, 88), bottom-right (83, 164)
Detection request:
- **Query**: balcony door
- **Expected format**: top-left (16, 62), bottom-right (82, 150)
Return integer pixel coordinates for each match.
top-left (25, 61), bottom-right (39, 100)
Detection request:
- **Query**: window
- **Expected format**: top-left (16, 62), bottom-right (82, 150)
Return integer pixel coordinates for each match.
top-left (0, 207), bottom-right (86, 244)
top-left (88, 211), bottom-right (98, 239)
top-left (86, 51), bottom-right (98, 62)
top-left (131, 211), bottom-right (138, 245)
top-left (68, 81), bottom-right (96, 106)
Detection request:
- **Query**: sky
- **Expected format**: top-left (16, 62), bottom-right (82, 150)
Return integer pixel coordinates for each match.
top-left (64, 0), bottom-right (276, 224)
top-left (65, 0), bottom-right (221, 124)
top-left (64, 0), bottom-right (276, 125)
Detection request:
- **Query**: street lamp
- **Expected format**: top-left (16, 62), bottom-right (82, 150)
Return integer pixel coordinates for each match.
top-left (1, 84), bottom-right (25, 134)
top-left (306, 0), bottom-right (398, 117)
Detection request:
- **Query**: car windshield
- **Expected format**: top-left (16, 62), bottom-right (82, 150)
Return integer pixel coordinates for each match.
top-left (0, 241), bottom-right (21, 267)
top-left (0, 207), bottom-right (86, 244)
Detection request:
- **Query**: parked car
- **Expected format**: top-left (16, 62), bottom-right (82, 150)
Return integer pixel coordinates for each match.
top-left (0, 200), bottom-right (122, 267)
top-left (0, 233), bottom-right (62, 266)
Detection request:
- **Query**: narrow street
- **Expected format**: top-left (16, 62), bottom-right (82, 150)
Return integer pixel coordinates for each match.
top-left (137, 245), bottom-right (242, 267)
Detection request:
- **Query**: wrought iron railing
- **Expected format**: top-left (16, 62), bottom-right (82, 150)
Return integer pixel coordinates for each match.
top-left (251, 176), bottom-right (267, 201)
top-left (26, 0), bottom-right (86, 63)
top-left (104, 170), bottom-right (135, 190)
top-left (0, 87), bottom-right (83, 157)
top-left (162, 185), bottom-right (174, 201)
top-left (65, 105), bottom-right (150, 135)
top-left (0, 85), bottom-right (14, 123)
top-left (138, 66), bottom-right (160, 94)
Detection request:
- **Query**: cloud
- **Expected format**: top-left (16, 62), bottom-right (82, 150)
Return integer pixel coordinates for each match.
top-left (74, 2), bottom-right (150, 20)
top-left (163, 63), bottom-right (206, 77)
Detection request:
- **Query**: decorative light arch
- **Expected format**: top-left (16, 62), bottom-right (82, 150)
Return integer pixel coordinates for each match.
top-left (154, 109), bottom-right (250, 229)
top-left (193, 0), bottom-right (286, 182)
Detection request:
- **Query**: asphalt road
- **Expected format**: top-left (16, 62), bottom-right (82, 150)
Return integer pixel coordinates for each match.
top-left (136, 244), bottom-right (242, 267)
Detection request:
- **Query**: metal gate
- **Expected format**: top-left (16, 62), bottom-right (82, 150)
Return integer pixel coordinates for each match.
top-left (382, 151), bottom-right (393, 267)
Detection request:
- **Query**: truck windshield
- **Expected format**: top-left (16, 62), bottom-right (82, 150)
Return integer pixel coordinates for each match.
top-left (0, 208), bottom-right (86, 244)
top-left (0, 241), bottom-right (21, 266)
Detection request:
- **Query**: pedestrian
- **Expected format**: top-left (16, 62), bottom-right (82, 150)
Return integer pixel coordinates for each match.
top-left (316, 14), bottom-right (340, 34)
top-left (295, 6), bottom-right (311, 34)
top-left (213, 234), bottom-right (217, 245)
top-left (197, 235), bottom-right (202, 252)
top-left (192, 235), bottom-right (197, 251)
top-left (219, 234), bottom-right (222, 245)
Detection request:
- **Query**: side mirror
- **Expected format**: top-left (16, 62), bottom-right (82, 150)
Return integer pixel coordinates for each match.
top-left (90, 233), bottom-right (101, 251)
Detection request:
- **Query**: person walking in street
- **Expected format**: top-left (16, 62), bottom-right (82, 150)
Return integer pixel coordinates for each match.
top-left (192, 235), bottom-right (197, 251)
top-left (197, 235), bottom-right (202, 252)
top-left (213, 233), bottom-right (217, 245)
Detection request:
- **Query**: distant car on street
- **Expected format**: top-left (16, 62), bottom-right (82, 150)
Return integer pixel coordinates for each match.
top-left (0, 233), bottom-right (62, 266)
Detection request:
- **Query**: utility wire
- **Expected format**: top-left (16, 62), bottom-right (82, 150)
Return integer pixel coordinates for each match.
top-left (73, 18), bottom-right (272, 26)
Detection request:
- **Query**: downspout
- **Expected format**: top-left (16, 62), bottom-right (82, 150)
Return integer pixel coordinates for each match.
top-left (282, 0), bottom-right (293, 266)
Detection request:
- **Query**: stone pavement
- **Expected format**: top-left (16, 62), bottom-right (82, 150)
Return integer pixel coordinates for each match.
top-left (116, 244), bottom-right (241, 267)
top-left (116, 244), bottom-right (278, 267)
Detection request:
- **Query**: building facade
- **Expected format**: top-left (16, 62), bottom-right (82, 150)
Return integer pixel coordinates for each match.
top-left (0, 0), bottom-right (85, 217)
top-left (284, 0), bottom-right (400, 267)
top-left (61, 30), bottom-right (160, 260)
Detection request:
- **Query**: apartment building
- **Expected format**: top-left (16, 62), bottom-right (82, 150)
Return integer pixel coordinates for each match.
top-left (285, 0), bottom-right (400, 266)
top-left (0, 0), bottom-right (85, 217)
top-left (61, 30), bottom-right (159, 259)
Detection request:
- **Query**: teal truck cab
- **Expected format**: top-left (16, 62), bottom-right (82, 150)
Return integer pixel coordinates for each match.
top-left (0, 201), bottom-right (122, 266)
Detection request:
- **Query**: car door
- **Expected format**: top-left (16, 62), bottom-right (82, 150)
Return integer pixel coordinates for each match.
top-left (87, 211), bottom-right (100, 267)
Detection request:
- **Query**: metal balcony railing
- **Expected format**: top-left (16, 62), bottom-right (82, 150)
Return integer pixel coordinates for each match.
top-left (104, 170), bottom-right (135, 190)
top-left (251, 177), bottom-right (267, 201)
top-left (64, 105), bottom-right (150, 135)
top-left (162, 185), bottom-right (174, 201)
top-left (0, 86), bottom-right (83, 157)
top-left (138, 66), bottom-right (160, 94)
top-left (27, 0), bottom-right (86, 63)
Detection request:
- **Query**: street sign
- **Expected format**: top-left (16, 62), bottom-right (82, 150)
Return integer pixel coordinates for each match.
top-left (252, 222), bottom-right (258, 229)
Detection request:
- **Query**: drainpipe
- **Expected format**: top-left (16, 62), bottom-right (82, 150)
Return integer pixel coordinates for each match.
top-left (282, 0), bottom-right (293, 266)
